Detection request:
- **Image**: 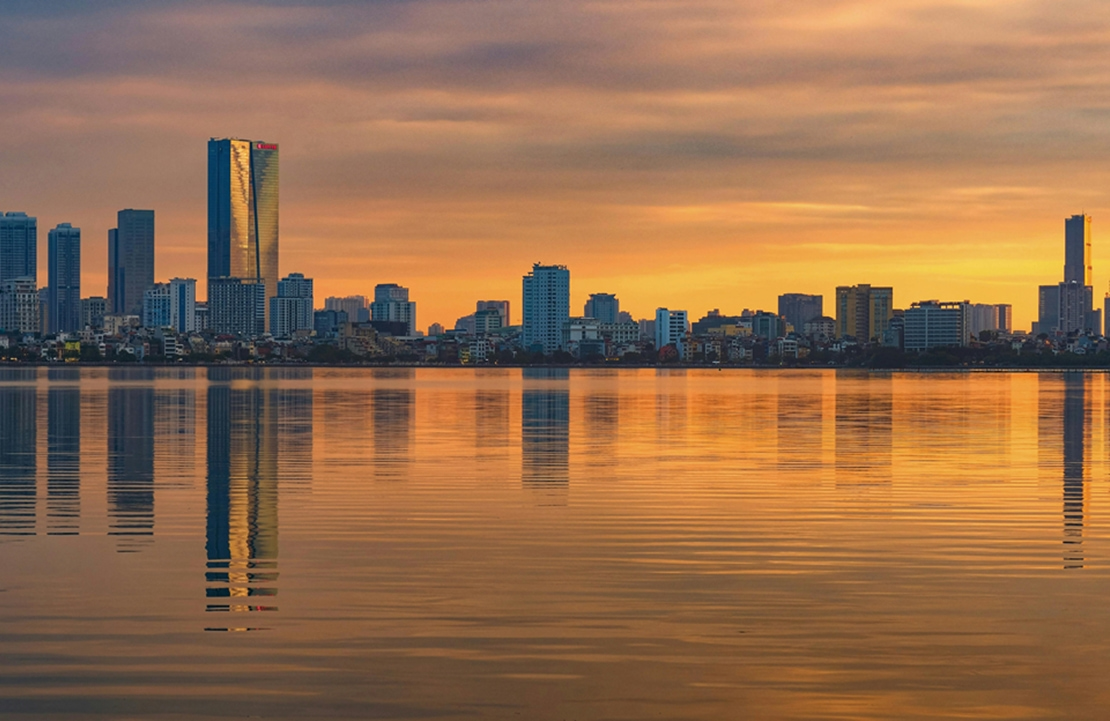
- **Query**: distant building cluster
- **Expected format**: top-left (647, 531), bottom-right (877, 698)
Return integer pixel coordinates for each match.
top-left (1, 139), bottom-right (1104, 364)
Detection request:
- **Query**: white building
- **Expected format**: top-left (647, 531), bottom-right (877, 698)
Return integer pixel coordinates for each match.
top-left (270, 272), bottom-right (314, 338)
top-left (142, 283), bottom-right (172, 328)
top-left (903, 301), bottom-right (969, 351)
top-left (522, 263), bottom-right (570, 354)
top-left (655, 308), bottom-right (689, 355)
top-left (0, 276), bottom-right (39, 334)
top-left (143, 278), bottom-right (197, 332)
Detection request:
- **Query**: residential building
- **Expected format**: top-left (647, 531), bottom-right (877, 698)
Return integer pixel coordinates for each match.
top-left (835, 284), bottom-right (893, 341)
top-left (778, 293), bottom-right (823, 335)
top-left (996, 304), bottom-right (1013, 333)
top-left (584, 293), bottom-right (619, 323)
top-left (270, 272), bottom-right (314, 338)
top-left (314, 309), bottom-right (348, 337)
top-left (81, 296), bottom-right (108, 330)
top-left (804, 316), bottom-right (836, 340)
top-left (325, 295), bottom-right (369, 323)
top-left (370, 283), bottom-right (416, 336)
top-left (655, 308), bottom-right (688, 354)
top-left (428, 322), bottom-right (445, 337)
top-left (142, 284), bottom-right (172, 329)
top-left (1065, 213), bottom-right (1092, 285)
top-left (208, 138), bottom-right (279, 325)
top-left (692, 309), bottom-right (745, 335)
top-left (563, 317), bottom-right (604, 359)
top-left (0, 212), bottom-right (37, 283)
top-left (108, 209), bottom-right (155, 315)
top-left (47, 223), bottom-right (81, 334)
top-left (474, 308), bottom-right (503, 334)
top-left (903, 301), bottom-right (970, 351)
top-left (522, 263), bottom-right (570, 354)
top-left (476, 300), bottom-right (510, 327)
top-left (208, 277), bottom-right (266, 337)
top-left (0, 277), bottom-right (39, 334)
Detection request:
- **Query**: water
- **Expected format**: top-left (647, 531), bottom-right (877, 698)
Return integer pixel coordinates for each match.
top-left (1, 366), bottom-right (1110, 719)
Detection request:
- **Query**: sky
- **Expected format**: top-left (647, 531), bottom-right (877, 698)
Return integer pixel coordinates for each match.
top-left (4, 0), bottom-right (1110, 330)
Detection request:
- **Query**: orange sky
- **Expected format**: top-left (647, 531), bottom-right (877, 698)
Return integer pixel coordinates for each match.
top-left (4, 1), bottom-right (1110, 330)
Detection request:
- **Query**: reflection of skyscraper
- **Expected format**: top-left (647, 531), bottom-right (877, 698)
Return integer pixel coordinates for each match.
top-left (278, 372), bottom-right (314, 488)
top-left (205, 380), bottom-right (279, 618)
top-left (154, 383), bottom-right (197, 486)
top-left (583, 388), bottom-right (618, 465)
top-left (0, 373), bottom-right (37, 535)
top-left (1062, 375), bottom-right (1086, 569)
top-left (208, 138), bottom-right (279, 325)
top-left (107, 371), bottom-right (155, 549)
top-left (474, 385), bottom-right (510, 455)
top-left (372, 369), bottom-right (415, 480)
top-left (522, 368), bottom-right (570, 488)
top-left (834, 371), bottom-right (892, 486)
top-left (47, 373), bottom-right (80, 535)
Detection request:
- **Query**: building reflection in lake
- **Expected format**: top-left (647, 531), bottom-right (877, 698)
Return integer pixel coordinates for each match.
top-left (107, 369), bottom-right (155, 550)
top-left (1061, 374), bottom-right (1087, 570)
top-left (0, 370), bottom-right (37, 535)
top-left (835, 371), bottom-right (892, 488)
top-left (522, 368), bottom-right (569, 492)
top-left (205, 372), bottom-right (279, 618)
top-left (47, 368), bottom-right (81, 535)
top-left (372, 369), bottom-right (414, 481)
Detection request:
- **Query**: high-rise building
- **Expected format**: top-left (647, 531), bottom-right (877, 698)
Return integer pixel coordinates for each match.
top-left (325, 296), bottom-right (370, 323)
top-left (654, 308), bottom-right (688, 354)
top-left (474, 308), bottom-right (503, 334)
top-left (835, 284), bottom-right (893, 341)
top-left (522, 263), bottom-right (570, 354)
top-left (270, 272), bottom-right (314, 338)
top-left (777, 293), bottom-right (823, 335)
top-left (142, 284), bottom-right (172, 329)
top-left (144, 278), bottom-right (197, 332)
top-left (903, 301), bottom-right (971, 351)
top-left (476, 300), bottom-right (510, 327)
top-left (81, 296), bottom-right (108, 330)
top-left (207, 138), bottom-right (279, 325)
top-left (0, 212), bottom-right (37, 283)
top-left (108, 209), bottom-right (155, 315)
top-left (1037, 215), bottom-right (1098, 335)
top-left (584, 293), bottom-right (619, 324)
top-left (0, 277), bottom-right (39, 334)
top-left (47, 224), bottom-right (81, 334)
top-left (370, 283), bottom-right (416, 336)
top-left (995, 304), bottom-right (1013, 333)
top-left (207, 277), bottom-right (266, 337)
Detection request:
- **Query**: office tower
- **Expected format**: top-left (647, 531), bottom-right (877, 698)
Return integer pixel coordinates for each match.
top-left (522, 263), bottom-right (570, 354)
top-left (903, 301), bottom-right (970, 351)
top-left (584, 293), bottom-right (619, 324)
top-left (0, 212), bottom-right (37, 283)
top-left (207, 277), bottom-right (266, 337)
top-left (208, 138), bottom-right (279, 324)
top-left (325, 295), bottom-right (369, 323)
top-left (370, 283), bottom-right (416, 336)
top-left (476, 300), bottom-right (510, 327)
top-left (0, 277), bottom-right (39, 334)
top-left (143, 284), bottom-right (172, 328)
top-left (835, 284), bottom-right (893, 340)
top-left (1038, 215), bottom-right (1098, 335)
top-left (270, 272), bottom-right (314, 338)
top-left (47, 223), bottom-right (81, 334)
top-left (777, 293), bottom-right (823, 334)
top-left (1065, 214), bottom-right (1092, 285)
top-left (108, 209), bottom-right (155, 315)
top-left (654, 308), bottom-right (688, 354)
top-left (995, 304), bottom-right (1013, 333)
top-left (313, 309), bottom-right (347, 337)
top-left (81, 297), bottom-right (107, 330)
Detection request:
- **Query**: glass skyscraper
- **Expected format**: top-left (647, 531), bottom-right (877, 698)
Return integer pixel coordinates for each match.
top-left (0, 212), bottom-right (37, 283)
top-left (108, 209), bottom-right (155, 316)
top-left (47, 223), bottom-right (81, 334)
top-left (207, 138), bottom-right (279, 324)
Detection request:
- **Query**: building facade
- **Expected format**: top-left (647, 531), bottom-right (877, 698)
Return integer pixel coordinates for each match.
top-left (81, 296), bottom-right (108, 330)
top-left (777, 293), bottom-right (823, 335)
top-left (207, 277), bottom-right (266, 337)
top-left (270, 272), bottom-right (314, 338)
top-left (0, 212), bottom-right (37, 283)
top-left (108, 209), bottom-right (155, 315)
top-left (0, 277), bottom-right (39, 334)
top-left (48, 223), bottom-right (81, 334)
top-left (655, 308), bottom-right (688, 354)
top-left (325, 295), bottom-right (370, 323)
top-left (476, 300), bottom-right (510, 327)
top-left (584, 293), bottom-right (619, 324)
top-left (522, 263), bottom-right (570, 354)
top-left (903, 301), bottom-right (969, 351)
top-left (208, 138), bottom-right (279, 325)
top-left (835, 284), bottom-right (893, 341)
top-left (370, 283), bottom-right (416, 336)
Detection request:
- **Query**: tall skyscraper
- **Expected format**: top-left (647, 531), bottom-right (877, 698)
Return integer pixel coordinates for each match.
top-left (777, 293), bottom-right (823, 334)
top-left (1038, 214), bottom-right (1098, 335)
top-left (207, 138), bottom-right (279, 323)
top-left (584, 293), bottom-right (619, 324)
top-left (370, 283), bottom-right (416, 336)
top-left (270, 273), bottom-right (314, 338)
top-left (47, 224), bottom-right (81, 334)
top-left (0, 212), bottom-right (37, 283)
top-left (108, 209), bottom-right (155, 316)
top-left (835, 284), bottom-right (893, 341)
top-left (522, 263), bottom-right (570, 354)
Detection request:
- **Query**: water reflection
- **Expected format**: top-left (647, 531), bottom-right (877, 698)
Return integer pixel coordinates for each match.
top-left (107, 370), bottom-right (155, 550)
top-left (0, 371), bottom-right (37, 535)
top-left (372, 370), bottom-right (414, 480)
top-left (1062, 375), bottom-right (1087, 570)
top-left (522, 368), bottom-right (569, 492)
top-left (47, 370), bottom-right (81, 535)
top-left (835, 371), bottom-right (892, 487)
top-left (205, 380), bottom-right (279, 620)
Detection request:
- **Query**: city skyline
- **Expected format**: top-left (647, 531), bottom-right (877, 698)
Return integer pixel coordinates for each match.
top-left (5, 4), bottom-right (1110, 329)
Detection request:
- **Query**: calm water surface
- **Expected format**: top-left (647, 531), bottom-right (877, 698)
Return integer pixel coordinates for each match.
top-left (2, 367), bottom-right (1110, 719)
